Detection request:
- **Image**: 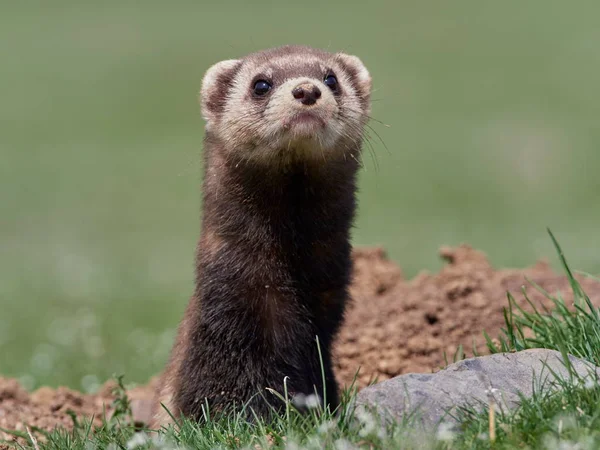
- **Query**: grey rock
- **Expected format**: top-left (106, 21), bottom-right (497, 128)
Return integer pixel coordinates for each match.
top-left (356, 349), bottom-right (599, 429)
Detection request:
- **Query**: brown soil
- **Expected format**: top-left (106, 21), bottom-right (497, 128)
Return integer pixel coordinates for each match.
top-left (336, 245), bottom-right (600, 388)
top-left (2, 245), bottom-right (600, 445)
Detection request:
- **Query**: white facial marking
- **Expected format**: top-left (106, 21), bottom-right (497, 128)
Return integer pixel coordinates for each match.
top-left (200, 59), bottom-right (240, 125)
top-left (201, 47), bottom-right (372, 166)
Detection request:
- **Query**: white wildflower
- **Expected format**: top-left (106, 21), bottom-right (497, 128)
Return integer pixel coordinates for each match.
top-left (542, 434), bottom-right (590, 450)
top-left (284, 440), bottom-right (303, 450)
top-left (485, 387), bottom-right (499, 401)
top-left (334, 438), bottom-right (359, 450)
top-left (557, 441), bottom-right (581, 450)
top-left (305, 393), bottom-right (321, 409)
top-left (292, 392), bottom-right (322, 409)
top-left (435, 422), bottom-right (456, 442)
top-left (354, 406), bottom-right (377, 437)
top-left (151, 434), bottom-right (185, 450)
top-left (317, 419), bottom-right (338, 434)
top-left (126, 432), bottom-right (150, 449)
top-left (292, 393), bottom-right (306, 408)
top-left (305, 435), bottom-right (324, 449)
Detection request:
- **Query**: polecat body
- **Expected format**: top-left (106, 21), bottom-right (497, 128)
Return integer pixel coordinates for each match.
top-left (152, 45), bottom-right (372, 425)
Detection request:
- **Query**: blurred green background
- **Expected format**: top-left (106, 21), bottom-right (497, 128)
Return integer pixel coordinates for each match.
top-left (1, 0), bottom-right (599, 391)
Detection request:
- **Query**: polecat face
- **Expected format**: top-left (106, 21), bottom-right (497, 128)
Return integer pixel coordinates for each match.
top-left (200, 46), bottom-right (372, 165)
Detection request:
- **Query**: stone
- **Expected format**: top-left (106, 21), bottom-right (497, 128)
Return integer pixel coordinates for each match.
top-left (355, 349), bottom-right (599, 429)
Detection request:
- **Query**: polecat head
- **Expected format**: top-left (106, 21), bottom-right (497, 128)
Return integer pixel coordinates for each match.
top-left (200, 45), bottom-right (372, 165)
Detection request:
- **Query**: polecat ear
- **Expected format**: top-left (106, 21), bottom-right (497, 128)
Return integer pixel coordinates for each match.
top-left (335, 53), bottom-right (372, 105)
top-left (200, 59), bottom-right (241, 125)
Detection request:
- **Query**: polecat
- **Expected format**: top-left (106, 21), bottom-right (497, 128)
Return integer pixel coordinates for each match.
top-left (152, 45), bottom-right (372, 426)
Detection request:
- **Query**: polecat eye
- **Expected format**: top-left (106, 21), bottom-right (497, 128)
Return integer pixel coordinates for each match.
top-left (323, 74), bottom-right (338, 91)
top-left (253, 80), bottom-right (272, 96)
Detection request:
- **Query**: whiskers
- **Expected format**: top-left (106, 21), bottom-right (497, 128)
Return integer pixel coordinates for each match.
top-left (204, 100), bottom-right (388, 175)
top-left (336, 106), bottom-right (390, 174)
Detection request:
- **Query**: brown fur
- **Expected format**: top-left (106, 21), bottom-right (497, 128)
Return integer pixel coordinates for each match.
top-left (151, 45), bottom-right (372, 426)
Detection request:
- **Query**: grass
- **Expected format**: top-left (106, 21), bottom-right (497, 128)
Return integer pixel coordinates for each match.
top-left (3, 0), bottom-right (600, 389)
top-left (483, 230), bottom-right (600, 367)
top-left (3, 231), bottom-right (600, 450)
top-left (452, 229), bottom-right (600, 449)
top-left (2, 0), bottom-right (600, 445)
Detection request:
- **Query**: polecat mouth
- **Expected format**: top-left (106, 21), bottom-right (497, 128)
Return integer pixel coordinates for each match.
top-left (283, 112), bottom-right (326, 131)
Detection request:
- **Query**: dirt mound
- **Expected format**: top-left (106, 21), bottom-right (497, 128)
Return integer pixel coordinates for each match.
top-left (335, 245), bottom-right (600, 389)
top-left (2, 245), bottom-right (600, 442)
top-left (0, 378), bottom-right (111, 445)
top-left (0, 378), bottom-right (156, 446)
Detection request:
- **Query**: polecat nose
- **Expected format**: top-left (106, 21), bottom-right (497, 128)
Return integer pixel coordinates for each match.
top-left (292, 84), bottom-right (322, 106)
